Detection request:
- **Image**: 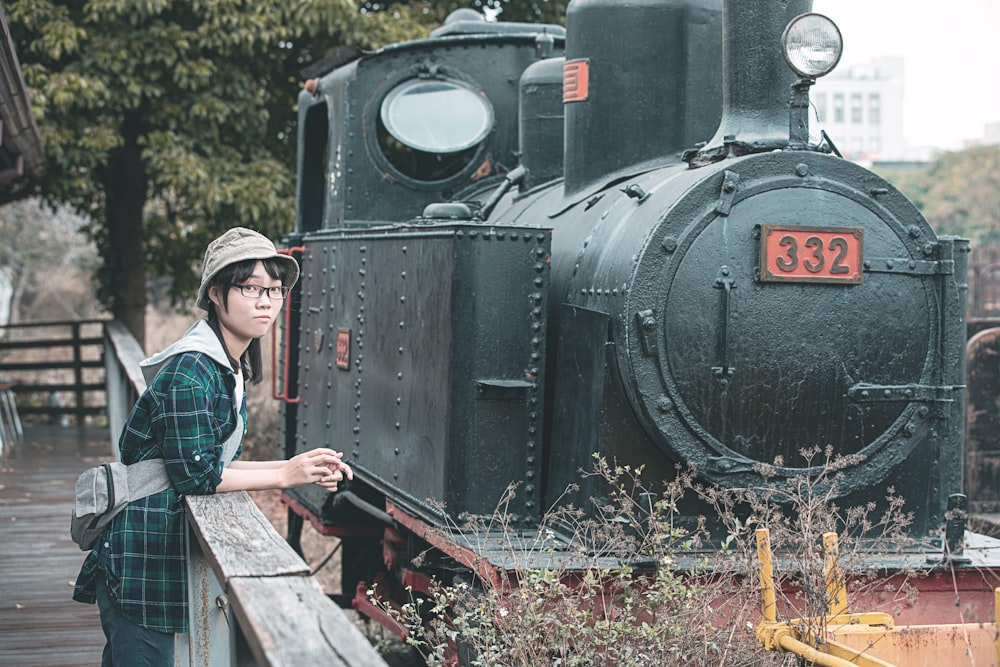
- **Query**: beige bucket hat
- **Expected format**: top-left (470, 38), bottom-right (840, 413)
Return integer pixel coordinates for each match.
top-left (197, 227), bottom-right (300, 311)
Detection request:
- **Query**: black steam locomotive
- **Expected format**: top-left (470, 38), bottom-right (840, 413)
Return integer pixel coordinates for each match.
top-left (274, 0), bottom-right (996, 628)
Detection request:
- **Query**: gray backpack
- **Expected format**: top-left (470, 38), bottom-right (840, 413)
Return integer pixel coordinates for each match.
top-left (70, 414), bottom-right (243, 551)
top-left (70, 458), bottom-right (172, 551)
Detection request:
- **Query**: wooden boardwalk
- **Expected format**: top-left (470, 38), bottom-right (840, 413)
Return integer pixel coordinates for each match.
top-left (1, 425), bottom-right (112, 666)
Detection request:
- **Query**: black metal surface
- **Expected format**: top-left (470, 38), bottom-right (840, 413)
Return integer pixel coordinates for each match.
top-left (283, 0), bottom-right (979, 577)
top-left (294, 23), bottom-right (565, 232)
top-left (705, 0), bottom-right (809, 151)
top-left (562, 0), bottom-right (722, 196)
top-left (518, 57), bottom-right (565, 191)
top-left (285, 223), bottom-right (550, 528)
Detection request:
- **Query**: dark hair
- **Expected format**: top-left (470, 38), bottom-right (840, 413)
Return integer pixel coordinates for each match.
top-left (204, 257), bottom-right (290, 385)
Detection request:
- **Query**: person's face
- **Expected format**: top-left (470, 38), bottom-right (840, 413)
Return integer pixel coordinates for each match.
top-left (208, 260), bottom-right (284, 347)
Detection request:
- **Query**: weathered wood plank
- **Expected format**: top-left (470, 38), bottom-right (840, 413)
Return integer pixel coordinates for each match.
top-left (103, 319), bottom-right (148, 393)
top-left (228, 576), bottom-right (388, 667)
top-left (185, 492), bottom-right (309, 581)
top-left (185, 490), bottom-right (390, 666)
top-left (0, 426), bottom-right (110, 666)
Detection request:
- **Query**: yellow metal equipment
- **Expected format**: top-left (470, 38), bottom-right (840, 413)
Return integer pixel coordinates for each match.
top-left (754, 528), bottom-right (999, 666)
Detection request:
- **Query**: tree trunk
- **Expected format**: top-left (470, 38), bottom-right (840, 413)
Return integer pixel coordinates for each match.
top-left (104, 110), bottom-right (148, 347)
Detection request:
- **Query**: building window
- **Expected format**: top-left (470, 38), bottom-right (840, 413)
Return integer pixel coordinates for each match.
top-left (869, 136), bottom-right (881, 153)
top-left (851, 93), bottom-right (862, 124)
top-left (814, 92), bottom-right (827, 123)
top-left (834, 93), bottom-right (845, 123)
top-left (868, 93), bottom-right (881, 126)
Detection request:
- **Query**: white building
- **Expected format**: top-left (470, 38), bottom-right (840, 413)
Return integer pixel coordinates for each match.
top-left (970, 121), bottom-right (1000, 148)
top-left (812, 57), bottom-right (907, 163)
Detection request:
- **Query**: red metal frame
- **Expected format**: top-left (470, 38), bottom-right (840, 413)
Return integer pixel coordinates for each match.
top-left (280, 491), bottom-right (383, 538)
top-left (386, 501), bottom-right (506, 589)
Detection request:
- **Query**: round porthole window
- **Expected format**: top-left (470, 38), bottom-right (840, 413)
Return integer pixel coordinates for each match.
top-left (377, 78), bottom-right (494, 181)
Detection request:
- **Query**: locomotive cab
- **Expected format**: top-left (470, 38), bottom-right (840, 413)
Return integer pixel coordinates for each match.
top-left (293, 12), bottom-right (565, 233)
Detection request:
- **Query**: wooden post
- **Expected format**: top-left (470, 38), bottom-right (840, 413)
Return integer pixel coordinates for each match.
top-left (71, 322), bottom-right (84, 425)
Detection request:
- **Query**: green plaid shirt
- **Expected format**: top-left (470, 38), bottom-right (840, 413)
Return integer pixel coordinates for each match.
top-left (73, 350), bottom-right (244, 633)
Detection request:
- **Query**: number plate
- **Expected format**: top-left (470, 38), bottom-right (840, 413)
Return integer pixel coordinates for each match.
top-left (760, 225), bottom-right (864, 284)
top-left (335, 328), bottom-right (351, 370)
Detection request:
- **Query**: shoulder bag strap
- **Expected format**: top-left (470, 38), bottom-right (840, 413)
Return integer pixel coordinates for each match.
top-left (126, 412), bottom-right (244, 501)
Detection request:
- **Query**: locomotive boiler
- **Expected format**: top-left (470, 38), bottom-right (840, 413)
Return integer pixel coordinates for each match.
top-left (274, 0), bottom-right (1000, 639)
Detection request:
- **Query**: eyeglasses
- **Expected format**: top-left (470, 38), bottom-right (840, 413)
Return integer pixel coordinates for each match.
top-left (231, 283), bottom-right (290, 300)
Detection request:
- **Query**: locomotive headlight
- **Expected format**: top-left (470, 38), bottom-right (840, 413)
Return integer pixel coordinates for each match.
top-left (781, 13), bottom-right (843, 78)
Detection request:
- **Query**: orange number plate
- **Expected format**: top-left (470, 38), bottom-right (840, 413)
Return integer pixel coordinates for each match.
top-left (760, 225), bottom-right (864, 284)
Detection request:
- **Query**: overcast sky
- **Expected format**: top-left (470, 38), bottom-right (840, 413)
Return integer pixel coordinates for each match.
top-left (811, 0), bottom-right (1000, 151)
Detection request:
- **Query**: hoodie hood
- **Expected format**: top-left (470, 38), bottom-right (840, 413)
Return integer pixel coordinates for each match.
top-left (139, 319), bottom-right (233, 386)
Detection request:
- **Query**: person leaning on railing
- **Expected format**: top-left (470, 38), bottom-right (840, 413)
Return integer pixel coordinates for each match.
top-left (71, 227), bottom-right (353, 667)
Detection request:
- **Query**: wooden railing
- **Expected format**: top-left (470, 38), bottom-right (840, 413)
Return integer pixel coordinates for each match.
top-left (0, 319), bottom-right (107, 425)
top-left (102, 320), bottom-right (146, 450)
top-left (101, 319), bottom-right (387, 666)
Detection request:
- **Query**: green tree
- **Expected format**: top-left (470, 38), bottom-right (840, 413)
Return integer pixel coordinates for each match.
top-left (8, 1), bottom-right (434, 345)
top-left (878, 145), bottom-right (1000, 247)
top-left (365, 0), bottom-right (567, 24)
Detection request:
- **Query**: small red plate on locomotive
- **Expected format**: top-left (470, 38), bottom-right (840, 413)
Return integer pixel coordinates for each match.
top-left (760, 224), bottom-right (864, 284)
top-left (335, 328), bottom-right (351, 370)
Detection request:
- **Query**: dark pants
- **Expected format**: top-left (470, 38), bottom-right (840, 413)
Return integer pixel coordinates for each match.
top-left (95, 574), bottom-right (175, 667)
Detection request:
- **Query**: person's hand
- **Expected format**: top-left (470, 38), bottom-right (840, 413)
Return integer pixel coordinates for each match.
top-left (280, 448), bottom-right (351, 489)
top-left (315, 451), bottom-right (353, 492)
